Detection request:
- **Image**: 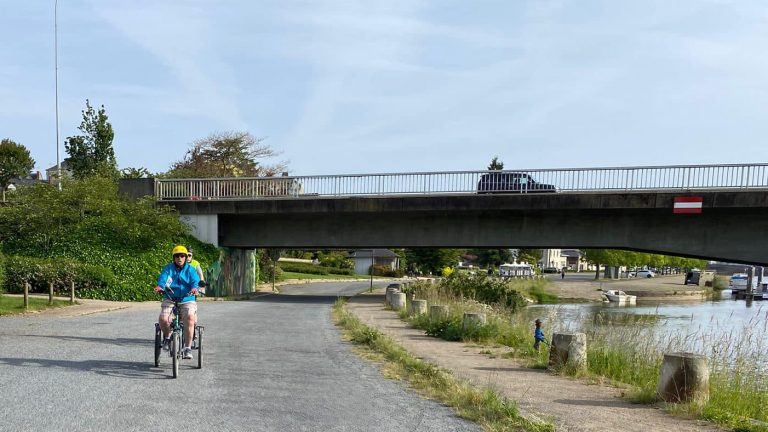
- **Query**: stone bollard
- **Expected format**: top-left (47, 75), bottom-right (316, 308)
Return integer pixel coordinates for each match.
top-left (410, 299), bottom-right (427, 315)
top-left (390, 292), bottom-right (407, 310)
top-left (462, 312), bottom-right (486, 330)
top-left (429, 305), bottom-right (449, 320)
top-left (385, 287), bottom-right (399, 305)
top-left (548, 332), bottom-right (587, 371)
top-left (657, 352), bottom-right (709, 403)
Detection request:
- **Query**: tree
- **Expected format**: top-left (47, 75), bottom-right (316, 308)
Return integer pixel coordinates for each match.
top-left (166, 131), bottom-right (285, 178)
top-left (405, 249), bottom-right (462, 275)
top-left (0, 138), bottom-right (35, 189)
top-left (120, 167), bottom-right (151, 179)
top-left (64, 99), bottom-right (117, 179)
top-left (470, 248), bottom-right (512, 268)
top-left (487, 156), bottom-right (504, 170)
top-left (516, 249), bottom-right (541, 266)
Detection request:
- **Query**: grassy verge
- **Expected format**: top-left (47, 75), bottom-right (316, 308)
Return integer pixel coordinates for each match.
top-left (280, 271), bottom-right (371, 281)
top-left (333, 299), bottom-right (553, 432)
top-left (0, 295), bottom-right (73, 316)
top-left (399, 280), bottom-right (768, 431)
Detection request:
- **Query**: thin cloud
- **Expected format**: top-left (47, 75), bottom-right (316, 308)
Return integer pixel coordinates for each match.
top-left (92, 1), bottom-right (247, 129)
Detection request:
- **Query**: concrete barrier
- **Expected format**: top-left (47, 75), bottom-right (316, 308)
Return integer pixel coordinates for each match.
top-left (390, 292), bottom-right (407, 310)
top-left (657, 352), bottom-right (709, 403)
top-left (462, 312), bottom-right (486, 330)
top-left (548, 332), bottom-right (587, 371)
top-left (429, 305), bottom-right (449, 320)
top-left (385, 287), bottom-right (399, 305)
top-left (410, 299), bottom-right (427, 315)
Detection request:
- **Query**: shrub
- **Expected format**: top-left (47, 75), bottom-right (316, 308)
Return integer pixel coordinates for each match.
top-left (3, 256), bottom-right (116, 296)
top-left (0, 178), bottom-right (219, 301)
top-left (369, 264), bottom-right (404, 277)
top-left (439, 273), bottom-right (528, 310)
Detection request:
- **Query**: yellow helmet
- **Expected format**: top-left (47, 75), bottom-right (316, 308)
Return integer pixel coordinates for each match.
top-left (172, 245), bottom-right (188, 256)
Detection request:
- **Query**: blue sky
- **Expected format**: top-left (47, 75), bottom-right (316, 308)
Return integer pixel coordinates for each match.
top-left (1, 1), bottom-right (766, 176)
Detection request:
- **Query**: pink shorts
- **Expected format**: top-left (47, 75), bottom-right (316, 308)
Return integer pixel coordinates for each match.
top-left (160, 300), bottom-right (197, 321)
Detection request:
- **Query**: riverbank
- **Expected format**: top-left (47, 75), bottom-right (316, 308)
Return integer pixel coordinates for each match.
top-left (542, 274), bottom-right (710, 302)
top-left (345, 292), bottom-right (720, 432)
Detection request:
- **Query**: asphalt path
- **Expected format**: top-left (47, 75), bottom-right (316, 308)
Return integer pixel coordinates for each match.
top-left (0, 281), bottom-right (479, 432)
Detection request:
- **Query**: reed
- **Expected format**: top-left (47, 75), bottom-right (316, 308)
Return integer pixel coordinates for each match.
top-left (404, 280), bottom-right (768, 431)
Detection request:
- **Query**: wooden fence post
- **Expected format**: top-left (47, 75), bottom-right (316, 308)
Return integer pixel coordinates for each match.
top-left (48, 281), bottom-right (54, 305)
top-left (70, 280), bottom-right (75, 303)
top-left (24, 282), bottom-right (29, 309)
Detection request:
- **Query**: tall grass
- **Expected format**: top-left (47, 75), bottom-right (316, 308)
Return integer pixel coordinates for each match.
top-left (333, 299), bottom-right (553, 432)
top-left (402, 279), bottom-right (768, 431)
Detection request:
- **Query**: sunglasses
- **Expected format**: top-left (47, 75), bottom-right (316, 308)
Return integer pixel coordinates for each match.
top-left (173, 253), bottom-right (187, 259)
top-left (187, 254), bottom-right (193, 257)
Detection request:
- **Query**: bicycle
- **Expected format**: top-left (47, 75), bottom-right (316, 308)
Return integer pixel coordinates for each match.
top-left (154, 282), bottom-right (206, 378)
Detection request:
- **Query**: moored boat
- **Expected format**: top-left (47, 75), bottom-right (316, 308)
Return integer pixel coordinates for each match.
top-left (601, 289), bottom-right (637, 304)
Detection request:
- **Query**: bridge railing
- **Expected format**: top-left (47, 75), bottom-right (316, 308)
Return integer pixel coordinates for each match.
top-left (155, 163), bottom-right (768, 200)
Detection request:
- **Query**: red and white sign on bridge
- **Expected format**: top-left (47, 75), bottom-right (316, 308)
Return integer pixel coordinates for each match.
top-left (673, 197), bottom-right (703, 214)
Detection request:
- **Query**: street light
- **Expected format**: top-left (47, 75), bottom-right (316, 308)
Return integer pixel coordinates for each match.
top-left (54, 0), bottom-right (61, 190)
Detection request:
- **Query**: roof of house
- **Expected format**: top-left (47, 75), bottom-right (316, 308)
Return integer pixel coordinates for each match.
top-left (348, 249), bottom-right (398, 259)
top-left (45, 160), bottom-right (71, 171)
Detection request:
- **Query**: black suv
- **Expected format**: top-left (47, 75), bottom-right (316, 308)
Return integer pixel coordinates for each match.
top-left (477, 172), bottom-right (557, 194)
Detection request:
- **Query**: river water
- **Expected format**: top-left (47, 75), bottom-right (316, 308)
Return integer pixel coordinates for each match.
top-left (530, 291), bottom-right (767, 334)
top-left (528, 291), bottom-right (768, 363)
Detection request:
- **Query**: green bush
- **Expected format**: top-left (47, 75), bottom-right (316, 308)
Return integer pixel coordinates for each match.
top-left (370, 264), bottom-right (405, 277)
top-left (317, 251), bottom-right (353, 269)
top-left (0, 178), bottom-right (219, 301)
top-left (3, 256), bottom-right (116, 295)
top-left (439, 273), bottom-right (527, 310)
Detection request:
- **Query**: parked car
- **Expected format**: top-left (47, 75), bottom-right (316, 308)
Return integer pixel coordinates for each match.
top-left (477, 172), bottom-right (557, 194)
top-left (635, 270), bottom-right (656, 278)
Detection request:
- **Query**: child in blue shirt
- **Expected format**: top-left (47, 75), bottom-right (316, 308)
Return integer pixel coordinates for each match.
top-left (534, 319), bottom-right (546, 351)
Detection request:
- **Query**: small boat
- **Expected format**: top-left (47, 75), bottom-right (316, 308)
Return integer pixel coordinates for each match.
top-left (601, 289), bottom-right (637, 304)
top-left (729, 273), bottom-right (749, 293)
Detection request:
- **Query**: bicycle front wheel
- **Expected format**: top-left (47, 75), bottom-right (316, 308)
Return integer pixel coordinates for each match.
top-left (172, 331), bottom-right (180, 378)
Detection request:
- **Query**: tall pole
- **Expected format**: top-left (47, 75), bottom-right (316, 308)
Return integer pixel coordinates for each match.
top-left (55, 0), bottom-right (62, 190)
top-left (369, 251), bottom-right (374, 292)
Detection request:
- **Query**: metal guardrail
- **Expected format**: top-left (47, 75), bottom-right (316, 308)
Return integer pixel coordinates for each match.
top-left (155, 163), bottom-right (768, 200)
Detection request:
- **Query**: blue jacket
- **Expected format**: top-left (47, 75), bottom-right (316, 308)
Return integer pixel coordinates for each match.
top-left (534, 327), bottom-right (545, 342)
top-left (157, 262), bottom-right (200, 304)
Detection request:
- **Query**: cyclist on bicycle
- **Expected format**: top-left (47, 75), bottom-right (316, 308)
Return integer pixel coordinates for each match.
top-left (154, 245), bottom-right (200, 360)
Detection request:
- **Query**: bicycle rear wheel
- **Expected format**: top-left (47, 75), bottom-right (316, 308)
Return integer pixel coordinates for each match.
top-left (196, 326), bottom-right (204, 369)
top-left (154, 324), bottom-right (161, 367)
top-left (172, 331), bottom-right (180, 378)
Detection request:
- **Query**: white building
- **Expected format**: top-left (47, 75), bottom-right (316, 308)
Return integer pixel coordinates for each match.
top-left (347, 249), bottom-right (400, 275)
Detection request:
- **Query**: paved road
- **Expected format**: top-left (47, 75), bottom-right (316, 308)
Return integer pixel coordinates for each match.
top-left (0, 281), bottom-right (479, 432)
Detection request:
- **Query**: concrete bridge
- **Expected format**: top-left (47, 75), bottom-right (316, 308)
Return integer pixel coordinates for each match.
top-left (120, 164), bottom-right (768, 265)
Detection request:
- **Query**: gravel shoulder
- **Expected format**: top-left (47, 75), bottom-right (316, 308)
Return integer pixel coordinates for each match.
top-left (346, 292), bottom-right (722, 432)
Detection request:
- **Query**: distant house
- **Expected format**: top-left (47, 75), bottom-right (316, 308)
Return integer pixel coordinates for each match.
top-left (45, 160), bottom-right (73, 182)
top-left (7, 171), bottom-right (44, 188)
top-left (347, 249), bottom-right (400, 275)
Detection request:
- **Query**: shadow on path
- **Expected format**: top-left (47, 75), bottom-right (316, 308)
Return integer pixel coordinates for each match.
top-left (244, 294), bottom-right (353, 305)
top-left (9, 334), bottom-right (151, 348)
top-left (0, 357), bottom-right (174, 380)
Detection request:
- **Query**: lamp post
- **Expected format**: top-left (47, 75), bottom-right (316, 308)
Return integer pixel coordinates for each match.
top-left (54, 0), bottom-right (61, 190)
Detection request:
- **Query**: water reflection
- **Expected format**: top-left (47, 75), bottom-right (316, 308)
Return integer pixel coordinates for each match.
top-left (530, 291), bottom-right (766, 335)
top-left (527, 293), bottom-right (767, 370)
